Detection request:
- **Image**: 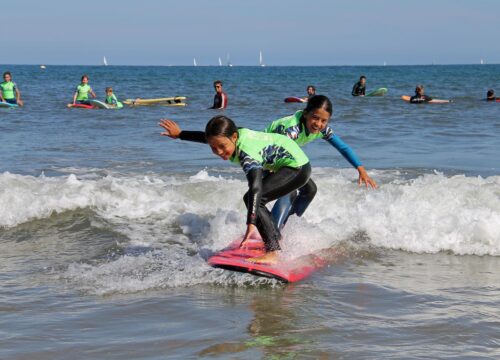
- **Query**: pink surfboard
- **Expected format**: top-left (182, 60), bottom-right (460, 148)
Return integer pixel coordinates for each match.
top-left (284, 97), bottom-right (306, 103)
top-left (68, 103), bottom-right (94, 109)
top-left (208, 238), bottom-right (328, 282)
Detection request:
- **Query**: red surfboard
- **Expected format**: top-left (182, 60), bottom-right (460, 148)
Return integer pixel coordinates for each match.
top-left (208, 238), bottom-right (328, 282)
top-left (68, 103), bottom-right (94, 109)
top-left (284, 97), bottom-right (306, 103)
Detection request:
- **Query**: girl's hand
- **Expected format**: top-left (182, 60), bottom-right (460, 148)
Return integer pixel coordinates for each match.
top-left (159, 119), bottom-right (182, 138)
top-left (240, 223), bottom-right (258, 248)
top-left (357, 166), bottom-right (377, 189)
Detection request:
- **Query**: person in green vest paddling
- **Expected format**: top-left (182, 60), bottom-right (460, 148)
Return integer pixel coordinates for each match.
top-left (0, 71), bottom-right (23, 106)
top-left (71, 74), bottom-right (96, 106)
top-left (160, 115), bottom-right (312, 264)
top-left (104, 87), bottom-right (123, 108)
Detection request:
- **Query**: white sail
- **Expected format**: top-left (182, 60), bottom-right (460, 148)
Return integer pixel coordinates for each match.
top-left (259, 50), bottom-right (265, 67)
top-left (226, 53), bottom-right (233, 67)
top-left (103, 56), bottom-right (108, 66)
top-left (218, 57), bottom-right (222, 66)
top-left (193, 58), bottom-right (197, 66)
top-left (480, 59), bottom-right (484, 65)
top-left (383, 60), bottom-right (386, 66)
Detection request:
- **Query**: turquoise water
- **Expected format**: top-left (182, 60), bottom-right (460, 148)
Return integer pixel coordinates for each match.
top-left (0, 65), bottom-right (499, 359)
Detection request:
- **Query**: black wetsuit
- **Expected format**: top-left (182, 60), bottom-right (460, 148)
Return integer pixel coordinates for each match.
top-left (211, 92), bottom-right (228, 109)
top-left (409, 94), bottom-right (432, 103)
top-left (351, 81), bottom-right (366, 96)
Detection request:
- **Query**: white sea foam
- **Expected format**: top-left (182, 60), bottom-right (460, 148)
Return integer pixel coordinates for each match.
top-left (2, 169), bottom-right (499, 293)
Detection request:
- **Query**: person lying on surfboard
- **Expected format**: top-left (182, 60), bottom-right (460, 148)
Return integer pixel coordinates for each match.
top-left (104, 87), bottom-right (123, 108)
top-left (0, 71), bottom-right (23, 106)
top-left (409, 85), bottom-right (432, 103)
top-left (160, 115), bottom-right (312, 264)
top-left (352, 76), bottom-right (366, 96)
top-left (70, 74), bottom-right (96, 106)
top-left (159, 95), bottom-right (377, 230)
top-left (302, 85), bottom-right (316, 101)
top-left (486, 89), bottom-right (497, 101)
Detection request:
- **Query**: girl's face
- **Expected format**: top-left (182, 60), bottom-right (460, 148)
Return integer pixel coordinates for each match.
top-left (106, 90), bottom-right (113, 96)
top-left (82, 77), bottom-right (89, 84)
top-left (4, 74), bottom-right (11, 82)
top-left (304, 108), bottom-right (331, 134)
top-left (207, 133), bottom-right (237, 161)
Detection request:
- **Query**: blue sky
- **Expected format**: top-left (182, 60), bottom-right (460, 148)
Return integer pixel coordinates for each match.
top-left (2, 0), bottom-right (499, 66)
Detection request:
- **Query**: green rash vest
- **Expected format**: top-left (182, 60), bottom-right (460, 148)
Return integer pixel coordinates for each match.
top-left (105, 94), bottom-right (123, 108)
top-left (75, 84), bottom-right (93, 101)
top-left (0, 81), bottom-right (17, 100)
top-left (229, 128), bottom-right (309, 174)
top-left (264, 110), bottom-right (334, 146)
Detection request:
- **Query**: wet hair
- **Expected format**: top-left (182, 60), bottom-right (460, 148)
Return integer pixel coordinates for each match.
top-left (205, 115), bottom-right (238, 139)
top-left (3, 71), bottom-right (11, 78)
top-left (303, 95), bottom-right (333, 116)
top-left (307, 85), bottom-right (316, 92)
top-left (213, 80), bottom-right (223, 87)
top-left (81, 74), bottom-right (89, 82)
top-left (105, 87), bottom-right (113, 92)
top-left (487, 89), bottom-right (494, 98)
top-left (360, 75), bottom-right (366, 80)
top-left (415, 85), bottom-right (424, 94)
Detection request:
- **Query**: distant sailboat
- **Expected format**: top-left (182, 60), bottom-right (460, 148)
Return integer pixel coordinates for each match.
top-left (383, 61), bottom-right (386, 66)
top-left (40, 65), bottom-right (46, 69)
top-left (480, 58), bottom-right (484, 65)
top-left (193, 58), bottom-right (198, 67)
top-left (103, 56), bottom-right (108, 66)
top-left (226, 53), bottom-right (233, 67)
top-left (218, 57), bottom-right (222, 66)
top-left (259, 50), bottom-right (265, 67)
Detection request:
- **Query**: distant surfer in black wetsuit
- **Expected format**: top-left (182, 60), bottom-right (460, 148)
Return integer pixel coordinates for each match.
top-left (486, 89), bottom-right (497, 101)
top-left (351, 76), bottom-right (366, 96)
top-left (409, 85), bottom-right (432, 103)
top-left (210, 80), bottom-right (228, 109)
top-left (302, 85), bottom-right (316, 101)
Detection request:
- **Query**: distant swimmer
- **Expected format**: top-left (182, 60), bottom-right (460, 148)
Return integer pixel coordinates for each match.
top-left (105, 87), bottom-right (123, 108)
top-left (302, 85), bottom-right (316, 101)
top-left (210, 80), bottom-right (228, 109)
top-left (0, 71), bottom-right (23, 106)
top-left (351, 75), bottom-right (366, 97)
top-left (70, 74), bottom-right (96, 106)
top-left (409, 85), bottom-right (432, 103)
top-left (486, 89), bottom-right (498, 101)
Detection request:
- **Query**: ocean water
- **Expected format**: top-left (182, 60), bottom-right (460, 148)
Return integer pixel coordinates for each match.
top-left (0, 65), bottom-right (499, 359)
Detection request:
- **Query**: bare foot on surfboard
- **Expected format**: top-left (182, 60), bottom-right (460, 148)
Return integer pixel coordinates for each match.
top-left (247, 251), bottom-right (279, 264)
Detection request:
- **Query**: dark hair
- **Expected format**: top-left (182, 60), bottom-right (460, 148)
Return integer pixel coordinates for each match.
top-left (307, 85), bottom-right (316, 91)
top-left (360, 75), bottom-right (366, 80)
top-left (303, 95), bottom-right (333, 116)
top-left (487, 89), bottom-right (494, 97)
top-left (81, 74), bottom-right (89, 82)
top-left (213, 80), bottom-right (223, 87)
top-left (415, 84), bottom-right (424, 93)
top-left (3, 71), bottom-right (11, 78)
top-left (205, 115), bottom-right (238, 139)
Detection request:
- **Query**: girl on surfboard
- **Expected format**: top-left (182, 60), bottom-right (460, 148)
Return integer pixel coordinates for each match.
top-left (159, 115), bottom-right (312, 264)
top-left (71, 75), bottom-right (96, 106)
top-left (160, 95), bottom-right (377, 230)
top-left (409, 85), bottom-right (432, 103)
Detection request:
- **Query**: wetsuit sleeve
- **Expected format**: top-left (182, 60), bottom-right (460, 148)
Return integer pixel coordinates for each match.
top-left (326, 134), bottom-right (362, 168)
top-left (352, 83), bottom-right (359, 96)
top-left (245, 167), bottom-right (263, 225)
top-left (178, 130), bottom-right (207, 143)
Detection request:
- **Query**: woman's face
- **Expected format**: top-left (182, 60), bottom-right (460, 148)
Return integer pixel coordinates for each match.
top-left (304, 108), bottom-right (331, 134)
top-left (207, 133), bottom-right (237, 160)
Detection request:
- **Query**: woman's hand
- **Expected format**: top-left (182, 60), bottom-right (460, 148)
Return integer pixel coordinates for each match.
top-left (159, 119), bottom-right (182, 138)
top-left (357, 166), bottom-right (377, 189)
top-left (240, 223), bottom-right (258, 248)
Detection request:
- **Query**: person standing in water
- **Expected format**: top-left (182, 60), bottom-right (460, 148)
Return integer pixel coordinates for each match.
top-left (352, 76), bottom-right (366, 96)
top-left (210, 80), bottom-right (228, 109)
top-left (486, 89), bottom-right (497, 101)
top-left (0, 71), bottom-right (23, 106)
top-left (160, 115), bottom-right (312, 264)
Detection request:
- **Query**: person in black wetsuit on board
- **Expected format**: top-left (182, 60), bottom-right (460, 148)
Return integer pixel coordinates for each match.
top-left (351, 76), bottom-right (366, 96)
top-left (210, 80), bottom-right (228, 109)
top-left (302, 85), bottom-right (316, 101)
top-left (486, 89), bottom-right (497, 101)
top-left (409, 85), bottom-right (432, 103)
